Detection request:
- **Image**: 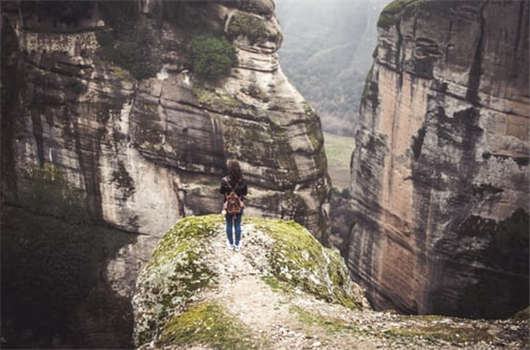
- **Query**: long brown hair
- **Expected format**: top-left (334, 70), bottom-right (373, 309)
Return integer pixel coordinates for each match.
top-left (227, 160), bottom-right (242, 184)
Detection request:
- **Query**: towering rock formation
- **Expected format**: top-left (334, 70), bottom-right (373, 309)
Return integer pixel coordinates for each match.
top-left (1, 0), bottom-right (330, 347)
top-left (341, 0), bottom-right (529, 318)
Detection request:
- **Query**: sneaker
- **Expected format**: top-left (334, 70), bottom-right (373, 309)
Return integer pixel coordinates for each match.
top-left (234, 243), bottom-right (241, 252)
top-left (226, 239), bottom-right (234, 250)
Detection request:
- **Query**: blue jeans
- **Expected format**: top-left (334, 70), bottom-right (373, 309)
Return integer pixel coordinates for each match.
top-left (226, 210), bottom-right (243, 246)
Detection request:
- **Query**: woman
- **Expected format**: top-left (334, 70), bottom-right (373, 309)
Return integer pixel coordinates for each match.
top-left (220, 160), bottom-right (248, 251)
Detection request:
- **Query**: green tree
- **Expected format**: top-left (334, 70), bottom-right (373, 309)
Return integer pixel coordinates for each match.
top-left (189, 34), bottom-right (237, 81)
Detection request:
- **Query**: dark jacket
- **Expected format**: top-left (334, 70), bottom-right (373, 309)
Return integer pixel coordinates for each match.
top-left (220, 176), bottom-right (247, 202)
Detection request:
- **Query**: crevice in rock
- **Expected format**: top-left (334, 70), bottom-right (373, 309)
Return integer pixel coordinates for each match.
top-left (465, 0), bottom-right (488, 104)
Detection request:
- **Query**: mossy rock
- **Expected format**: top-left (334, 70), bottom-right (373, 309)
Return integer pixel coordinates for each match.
top-left (247, 217), bottom-right (364, 309)
top-left (133, 215), bottom-right (365, 347)
top-left (133, 216), bottom-right (221, 346)
top-left (158, 301), bottom-right (264, 349)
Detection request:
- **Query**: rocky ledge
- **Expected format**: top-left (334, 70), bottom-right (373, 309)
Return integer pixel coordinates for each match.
top-left (133, 215), bottom-right (528, 349)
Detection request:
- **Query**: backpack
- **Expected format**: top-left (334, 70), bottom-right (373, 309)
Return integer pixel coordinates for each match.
top-left (224, 179), bottom-right (243, 215)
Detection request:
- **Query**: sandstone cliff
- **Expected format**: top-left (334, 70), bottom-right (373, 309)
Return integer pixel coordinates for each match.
top-left (336, 0), bottom-right (529, 318)
top-left (0, 1), bottom-right (330, 347)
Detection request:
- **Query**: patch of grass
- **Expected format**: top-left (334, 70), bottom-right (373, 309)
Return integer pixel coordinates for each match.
top-left (323, 132), bottom-right (354, 189)
top-left (158, 301), bottom-right (263, 349)
top-left (192, 85), bottom-right (240, 107)
top-left (262, 275), bottom-right (296, 295)
top-left (291, 306), bottom-right (356, 334)
top-left (189, 33), bottom-right (237, 81)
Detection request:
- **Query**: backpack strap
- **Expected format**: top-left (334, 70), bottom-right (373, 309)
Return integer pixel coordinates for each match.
top-left (225, 177), bottom-right (240, 193)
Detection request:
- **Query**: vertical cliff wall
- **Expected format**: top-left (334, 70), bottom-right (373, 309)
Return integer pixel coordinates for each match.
top-left (1, 0), bottom-right (330, 347)
top-left (342, 0), bottom-right (529, 318)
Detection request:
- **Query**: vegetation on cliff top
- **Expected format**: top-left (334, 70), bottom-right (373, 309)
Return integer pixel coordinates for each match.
top-left (189, 33), bottom-right (238, 81)
top-left (95, 2), bottom-right (162, 80)
top-left (377, 0), bottom-right (423, 28)
top-left (133, 216), bottom-right (219, 345)
top-left (239, 217), bottom-right (363, 309)
top-left (158, 301), bottom-right (264, 349)
top-left (227, 11), bottom-right (269, 44)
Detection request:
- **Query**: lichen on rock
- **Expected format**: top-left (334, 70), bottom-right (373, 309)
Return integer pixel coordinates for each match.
top-left (157, 301), bottom-right (264, 349)
top-left (132, 214), bottom-right (366, 348)
top-left (247, 218), bottom-right (364, 309)
top-left (132, 216), bottom-right (221, 345)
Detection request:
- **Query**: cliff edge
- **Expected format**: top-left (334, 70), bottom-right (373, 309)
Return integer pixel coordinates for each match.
top-left (132, 215), bottom-right (528, 349)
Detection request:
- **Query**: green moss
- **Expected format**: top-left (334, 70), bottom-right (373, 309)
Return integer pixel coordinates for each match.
top-left (247, 218), bottom-right (362, 309)
top-left (192, 85), bottom-right (240, 107)
top-left (291, 306), bottom-right (356, 334)
top-left (135, 216), bottom-right (222, 346)
top-left (261, 275), bottom-right (296, 295)
top-left (148, 215), bottom-right (221, 269)
top-left (302, 101), bottom-right (316, 117)
top-left (385, 324), bottom-right (494, 344)
top-left (377, 0), bottom-right (422, 28)
top-left (158, 301), bottom-right (263, 349)
top-left (189, 33), bottom-right (237, 81)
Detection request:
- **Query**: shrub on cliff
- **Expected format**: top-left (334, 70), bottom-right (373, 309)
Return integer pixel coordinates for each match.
top-left (96, 2), bottom-right (162, 80)
top-left (189, 34), bottom-right (237, 81)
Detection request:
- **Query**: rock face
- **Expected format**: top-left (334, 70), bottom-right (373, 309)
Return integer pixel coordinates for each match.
top-left (1, 1), bottom-right (330, 347)
top-left (338, 0), bottom-right (529, 318)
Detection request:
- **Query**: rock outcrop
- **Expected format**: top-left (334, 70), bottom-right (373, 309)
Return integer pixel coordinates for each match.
top-left (132, 215), bottom-right (528, 350)
top-left (1, 1), bottom-right (329, 347)
top-left (336, 0), bottom-right (529, 318)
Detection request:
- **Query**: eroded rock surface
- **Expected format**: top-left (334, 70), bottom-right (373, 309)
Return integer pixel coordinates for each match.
top-left (335, 0), bottom-right (529, 318)
top-left (1, 0), bottom-right (329, 347)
